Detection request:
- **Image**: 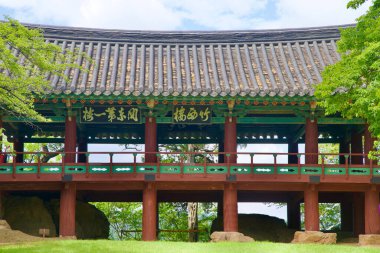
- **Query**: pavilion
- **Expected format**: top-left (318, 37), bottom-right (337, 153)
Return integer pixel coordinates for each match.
top-left (0, 23), bottom-right (379, 240)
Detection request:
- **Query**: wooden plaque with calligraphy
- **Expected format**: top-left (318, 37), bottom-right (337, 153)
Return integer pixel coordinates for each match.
top-left (172, 105), bottom-right (212, 124)
top-left (80, 106), bottom-right (141, 124)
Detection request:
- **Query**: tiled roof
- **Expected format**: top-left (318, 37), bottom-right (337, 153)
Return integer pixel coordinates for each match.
top-left (28, 24), bottom-right (349, 98)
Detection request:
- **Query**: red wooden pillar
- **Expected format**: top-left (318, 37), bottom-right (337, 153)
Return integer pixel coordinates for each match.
top-left (59, 183), bottom-right (76, 237)
top-left (224, 117), bottom-right (237, 163)
top-left (145, 117), bottom-right (157, 163)
top-left (288, 141), bottom-right (298, 164)
top-left (305, 118), bottom-right (318, 164)
top-left (364, 125), bottom-right (375, 165)
top-left (13, 136), bottom-right (24, 163)
top-left (351, 132), bottom-right (363, 164)
top-left (364, 187), bottom-right (380, 234)
top-left (287, 200), bottom-right (301, 230)
top-left (64, 116), bottom-right (77, 163)
top-left (223, 183), bottom-right (238, 232)
top-left (304, 185), bottom-right (319, 231)
top-left (353, 192), bottom-right (365, 236)
top-left (142, 182), bottom-right (157, 241)
top-left (60, 116), bottom-right (77, 237)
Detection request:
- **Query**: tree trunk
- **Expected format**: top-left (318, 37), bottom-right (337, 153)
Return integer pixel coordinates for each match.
top-left (188, 202), bottom-right (198, 242)
top-left (187, 144), bottom-right (198, 242)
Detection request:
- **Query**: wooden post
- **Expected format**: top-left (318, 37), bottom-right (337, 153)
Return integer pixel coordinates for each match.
top-left (64, 116), bottom-right (77, 163)
top-left (59, 183), bottom-right (76, 237)
top-left (287, 200), bottom-right (301, 230)
top-left (60, 116), bottom-right (77, 237)
top-left (353, 192), bottom-right (365, 236)
top-left (77, 136), bottom-right (88, 163)
top-left (224, 117), bottom-right (237, 163)
top-left (340, 201), bottom-right (353, 232)
top-left (364, 187), bottom-right (380, 234)
top-left (288, 141), bottom-right (298, 164)
top-left (305, 118), bottom-right (318, 164)
top-left (13, 136), bottom-right (24, 163)
top-left (351, 132), bottom-right (363, 165)
top-left (145, 117), bottom-right (157, 163)
top-left (339, 141), bottom-right (349, 165)
top-left (304, 185), bottom-right (319, 231)
top-left (364, 125), bottom-right (375, 165)
top-left (142, 182), bottom-right (157, 241)
top-left (223, 183), bottom-right (238, 232)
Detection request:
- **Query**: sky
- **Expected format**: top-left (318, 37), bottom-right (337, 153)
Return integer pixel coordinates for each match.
top-left (0, 0), bottom-right (371, 30)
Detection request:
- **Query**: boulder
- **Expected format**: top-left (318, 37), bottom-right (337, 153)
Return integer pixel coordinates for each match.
top-left (359, 234), bottom-right (380, 246)
top-left (291, 231), bottom-right (337, 244)
top-left (0, 220), bottom-right (11, 230)
top-left (49, 199), bottom-right (109, 239)
top-left (3, 196), bottom-right (57, 237)
top-left (212, 214), bottom-right (295, 242)
top-left (210, 231), bottom-right (254, 242)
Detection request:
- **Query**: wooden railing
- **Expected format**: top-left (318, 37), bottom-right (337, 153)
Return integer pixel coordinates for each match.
top-left (0, 151), bottom-right (379, 179)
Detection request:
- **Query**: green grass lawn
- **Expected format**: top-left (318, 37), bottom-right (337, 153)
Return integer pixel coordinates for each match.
top-left (0, 240), bottom-right (379, 253)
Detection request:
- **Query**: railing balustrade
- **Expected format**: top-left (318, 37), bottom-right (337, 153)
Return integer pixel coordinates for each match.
top-left (0, 151), bottom-right (378, 178)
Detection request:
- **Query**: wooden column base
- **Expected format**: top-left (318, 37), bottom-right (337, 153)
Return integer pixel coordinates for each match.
top-left (59, 183), bottom-right (76, 237)
top-left (223, 183), bottom-right (238, 232)
top-left (142, 182), bottom-right (157, 241)
top-left (304, 185), bottom-right (319, 231)
top-left (365, 188), bottom-right (380, 234)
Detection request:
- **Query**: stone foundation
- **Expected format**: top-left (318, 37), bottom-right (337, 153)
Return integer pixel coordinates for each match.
top-left (359, 234), bottom-right (380, 246)
top-left (210, 231), bottom-right (254, 242)
top-left (291, 231), bottom-right (337, 244)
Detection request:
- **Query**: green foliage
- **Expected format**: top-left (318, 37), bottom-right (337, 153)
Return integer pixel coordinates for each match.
top-left (0, 17), bottom-right (86, 122)
top-left (314, 0), bottom-right (380, 138)
top-left (92, 202), bottom-right (143, 240)
top-left (159, 203), bottom-right (217, 242)
top-left (93, 202), bottom-right (217, 242)
top-left (300, 203), bottom-right (341, 231)
top-left (319, 143), bottom-right (339, 164)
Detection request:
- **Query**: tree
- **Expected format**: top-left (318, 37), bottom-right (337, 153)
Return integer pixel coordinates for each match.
top-left (314, 0), bottom-right (380, 138)
top-left (0, 17), bottom-right (84, 122)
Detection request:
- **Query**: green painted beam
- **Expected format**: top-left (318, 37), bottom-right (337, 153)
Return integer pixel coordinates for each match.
top-left (237, 117), bottom-right (304, 124)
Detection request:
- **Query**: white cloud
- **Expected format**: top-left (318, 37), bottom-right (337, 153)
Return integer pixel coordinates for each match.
top-left (0, 0), bottom-right (371, 30)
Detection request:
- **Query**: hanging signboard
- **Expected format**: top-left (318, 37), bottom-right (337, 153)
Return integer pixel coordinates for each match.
top-left (80, 106), bottom-right (141, 124)
top-left (172, 105), bottom-right (212, 124)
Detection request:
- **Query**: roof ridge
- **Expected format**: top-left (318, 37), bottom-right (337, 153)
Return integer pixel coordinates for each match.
top-left (23, 22), bottom-right (353, 43)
